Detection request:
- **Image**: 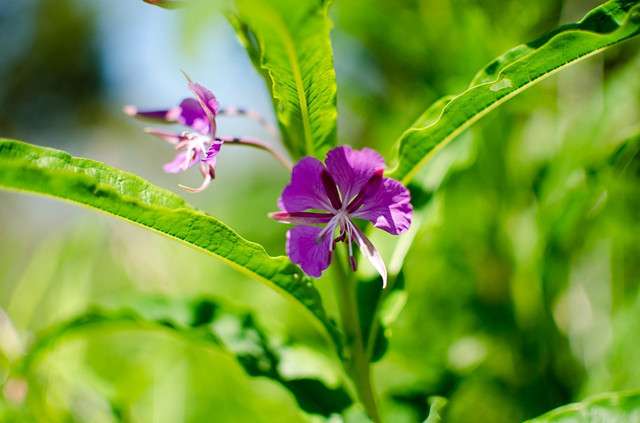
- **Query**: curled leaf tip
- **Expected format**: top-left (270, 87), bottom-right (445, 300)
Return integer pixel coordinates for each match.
top-left (142, 0), bottom-right (184, 9)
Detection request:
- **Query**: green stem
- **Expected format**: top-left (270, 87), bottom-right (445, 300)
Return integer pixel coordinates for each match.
top-left (365, 272), bottom-right (400, 360)
top-left (332, 247), bottom-right (382, 422)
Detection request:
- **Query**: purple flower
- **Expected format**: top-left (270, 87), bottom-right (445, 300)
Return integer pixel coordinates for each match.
top-left (125, 78), bottom-right (219, 137)
top-left (270, 146), bottom-right (412, 286)
top-left (125, 78), bottom-right (222, 192)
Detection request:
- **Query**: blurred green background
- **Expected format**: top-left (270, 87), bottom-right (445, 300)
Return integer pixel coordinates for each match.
top-left (0, 0), bottom-right (639, 421)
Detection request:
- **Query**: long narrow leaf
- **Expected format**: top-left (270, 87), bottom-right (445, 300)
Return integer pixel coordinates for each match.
top-left (0, 139), bottom-right (342, 357)
top-left (388, 0), bottom-right (640, 183)
top-left (230, 0), bottom-right (338, 159)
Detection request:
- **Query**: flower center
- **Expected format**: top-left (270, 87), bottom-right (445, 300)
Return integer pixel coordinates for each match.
top-left (334, 209), bottom-right (349, 222)
top-left (187, 133), bottom-right (210, 153)
top-left (317, 209), bottom-right (350, 244)
top-left (176, 132), bottom-right (210, 157)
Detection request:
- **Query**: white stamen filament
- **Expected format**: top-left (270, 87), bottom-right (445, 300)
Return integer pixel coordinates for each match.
top-left (319, 214), bottom-right (341, 248)
top-left (351, 222), bottom-right (388, 288)
top-left (177, 133), bottom-right (211, 171)
top-left (346, 221), bottom-right (354, 258)
top-left (313, 204), bottom-right (386, 284)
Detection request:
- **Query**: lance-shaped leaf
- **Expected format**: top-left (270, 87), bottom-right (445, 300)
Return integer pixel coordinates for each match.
top-left (388, 0), bottom-right (640, 184)
top-left (525, 390), bottom-right (640, 422)
top-left (0, 139), bottom-right (342, 357)
top-left (18, 296), bottom-right (352, 417)
top-left (142, 0), bottom-right (185, 9)
top-left (230, 0), bottom-right (338, 159)
top-left (424, 397), bottom-right (448, 423)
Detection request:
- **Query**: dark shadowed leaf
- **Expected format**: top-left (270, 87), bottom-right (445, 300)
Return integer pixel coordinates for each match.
top-left (18, 296), bottom-right (352, 417)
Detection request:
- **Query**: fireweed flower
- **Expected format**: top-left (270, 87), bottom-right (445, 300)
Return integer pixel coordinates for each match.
top-left (126, 76), bottom-right (289, 192)
top-left (125, 77), bottom-right (222, 192)
top-left (125, 79), bottom-right (220, 137)
top-left (270, 146), bottom-right (412, 287)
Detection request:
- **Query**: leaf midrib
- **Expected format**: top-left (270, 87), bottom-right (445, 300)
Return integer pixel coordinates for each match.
top-left (264, 6), bottom-right (315, 156)
top-left (393, 10), bottom-right (640, 184)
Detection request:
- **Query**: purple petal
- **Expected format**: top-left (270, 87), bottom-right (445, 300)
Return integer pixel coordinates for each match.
top-left (182, 73), bottom-right (220, 137)
top-left (163, 151), bottom-right (196, 173)
top-left (203, 139), bottom-right (223, 164)
top-left (187, 81), bottom-right (219, 117)
top-left (125, 98), bottom-right (211, 135)
top-left (278, 157), bottom-right (333, 212)
top-left (325, 146), bottom-right (385, 202)
top-left (124, 105), bottom-right (181, 122)
top-left (320, 169), bottom-right (342, 210)
top-left (346, 168), bottom-right (383, 213)
top-left (269, 211), bottom-right (334, 225)
top-left (177, 98), bottom-right (210, 134)
top-left (351, 177), bottom-right (412, 235)
top-left (286, 226), bottom-right (333, 278)
top-left (350, 222), bottom-right (388, 287)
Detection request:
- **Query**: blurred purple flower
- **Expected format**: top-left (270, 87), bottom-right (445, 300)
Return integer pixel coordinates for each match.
top-left (125, 77), bottom-right (219, 137)
top-left (125, 77), bottom-right (222, 192)
top-left (271, 146), bottom-right (412, 286)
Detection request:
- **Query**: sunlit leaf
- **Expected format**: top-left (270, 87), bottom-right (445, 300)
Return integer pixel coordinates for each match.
top-left (388, 0), bottom-right (640, 183)
top-left (525, 390), bottom-right (640, 422)
top-left (18, 296), bottom-right (352, 417)
top-left (0, 139), bottom-right (342, 358)
top-left (424, 396), bottom-right (448, 423)
top-left (142, 0), bottom-right (185, 9)
top-left (229, 0), bottom-right (337, 159)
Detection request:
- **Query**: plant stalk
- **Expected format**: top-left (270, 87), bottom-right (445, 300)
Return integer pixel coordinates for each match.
top-left (332, 247), bottom-right (382, 422)
top-left (217, 136), bottom-right (292, 170)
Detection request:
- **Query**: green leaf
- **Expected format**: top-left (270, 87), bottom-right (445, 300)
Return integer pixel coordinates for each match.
top-left (525, 390), bottom-right (640, 422)
top-left (608, 133), bottom-right (640, 174)
top-left (18, 296), bottom-right (352, 417)
top-left (424, 396), bottom-right (448, 423)
top-left (358, 271), bottom-right (405, 362)
top-left (360, 183), bottom-right (436, 362)
top-left (230, 0), bottom-right (338, 159)
top-left (388, 0), bottom-right (640, 184)
top-left (0, 139), bottom-right (342, 357)
top-left (142, 0), bottom-right (184, 9)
